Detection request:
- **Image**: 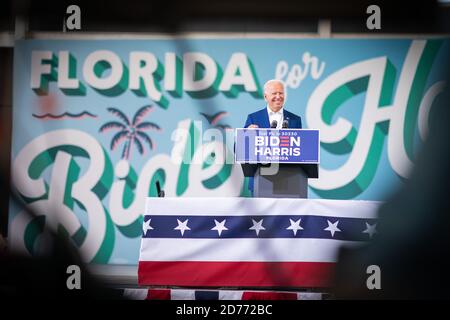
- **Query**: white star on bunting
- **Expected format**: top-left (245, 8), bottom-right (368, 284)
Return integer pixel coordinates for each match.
top-left (286, 218), bottom-right (304, 236)
top-left (174, 219), bottom-right (191, 236)
top-left (362, 222), bottom-right (377, 238)
top-left (324, 220), bottom-right (341, 237)
top-left (249, 219), bottom-right (265, 236)
top-left (211, 219), bottom-right (228, 236)
top-left (143, 218), bottom-right (154, 235)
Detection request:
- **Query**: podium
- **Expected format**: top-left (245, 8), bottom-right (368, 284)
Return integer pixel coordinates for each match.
top-left (235, 128), bottom-right (319, 198)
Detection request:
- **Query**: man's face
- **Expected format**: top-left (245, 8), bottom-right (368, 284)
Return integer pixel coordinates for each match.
top-left (264, 82), bottom-right (285, 112)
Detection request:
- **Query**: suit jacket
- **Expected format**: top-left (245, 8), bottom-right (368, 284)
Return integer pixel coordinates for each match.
top-left (244, 107), bottom-right (302, 129)
top-left (243, 107), bottom-right (302, 193)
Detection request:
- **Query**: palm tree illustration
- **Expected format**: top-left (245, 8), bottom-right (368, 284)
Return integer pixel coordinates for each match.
top-left (199, 111), bottom-right (232, 130)
top-left (99, 105), bottom-right (161, 160)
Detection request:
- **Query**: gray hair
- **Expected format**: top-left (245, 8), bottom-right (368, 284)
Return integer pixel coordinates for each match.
top-left (263, 79), bottom-right (286, 94)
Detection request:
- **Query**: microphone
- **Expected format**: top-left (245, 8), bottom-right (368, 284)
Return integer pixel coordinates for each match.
top-left (282, 117), bottom-right (289, 129)
top-left (270, 120), bottom-right (278, 128)
top-left (156, 180), bottom-right (165, 197)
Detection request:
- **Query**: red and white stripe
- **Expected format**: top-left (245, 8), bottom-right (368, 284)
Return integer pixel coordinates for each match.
top-left (138, 198), bottom-right (379, 288)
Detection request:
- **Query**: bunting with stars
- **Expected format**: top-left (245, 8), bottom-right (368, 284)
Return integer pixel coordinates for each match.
top-left (138, 197), bottom-right (380, 288)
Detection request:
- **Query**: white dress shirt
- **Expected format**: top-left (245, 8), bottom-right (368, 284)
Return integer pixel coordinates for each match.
top-left (267, 105), bottom-right (284, 129)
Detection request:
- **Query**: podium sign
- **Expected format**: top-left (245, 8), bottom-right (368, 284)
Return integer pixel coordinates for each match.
top-left (235, 128), bottom-right (319, 164)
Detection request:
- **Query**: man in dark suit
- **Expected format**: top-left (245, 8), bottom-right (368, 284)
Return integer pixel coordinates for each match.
top-left (243, 79), bottom-right (303, 194)
top-left (244, 80), bottom-right (302, 130)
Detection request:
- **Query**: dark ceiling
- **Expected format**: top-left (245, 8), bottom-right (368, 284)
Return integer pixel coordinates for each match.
top-left (0, 0), bottom-right (448, 33)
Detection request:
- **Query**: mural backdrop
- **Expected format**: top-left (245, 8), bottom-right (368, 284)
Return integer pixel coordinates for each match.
top-left (9, 38), bottom-right (449, 264)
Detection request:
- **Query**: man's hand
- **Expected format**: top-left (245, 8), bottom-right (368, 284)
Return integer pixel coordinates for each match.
top-left (248, 124), bottom-right (259, 128)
